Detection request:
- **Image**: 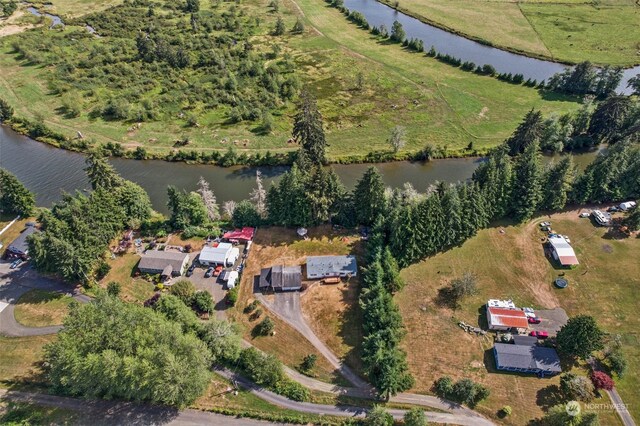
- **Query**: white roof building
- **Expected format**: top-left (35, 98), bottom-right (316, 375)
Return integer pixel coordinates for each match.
top-left (619, 201), bottom-right (637, 211)
top-left (200, 243), bottom-right (237, 266)
top-left (548, 235), bottom-right (579, 266)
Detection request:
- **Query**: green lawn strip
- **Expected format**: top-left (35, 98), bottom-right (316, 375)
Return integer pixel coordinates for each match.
top-left (13, 289), bottom-right (74, 327)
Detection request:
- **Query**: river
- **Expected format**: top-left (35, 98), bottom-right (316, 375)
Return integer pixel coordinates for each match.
top-left (342, 0), bottom-right (640, 92)
top-left (0, 126), bottom-right (490, 214)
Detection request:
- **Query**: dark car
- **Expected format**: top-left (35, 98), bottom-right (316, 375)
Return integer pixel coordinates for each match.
top-left (204, 266), bottom-right (215, 278)
top-left (607, 206), bottom-right (619, 213)
top-left (186, 264), bottom-right (197, 277)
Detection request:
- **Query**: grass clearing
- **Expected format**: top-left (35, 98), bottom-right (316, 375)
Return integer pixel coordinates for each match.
top-left (395, 208), bottom-right (639, 424)
top-left (98, 251), bottom-right (155, 304)
top-left (0, 335), bottom-right (54, 388)
top-left (0, 0), bottom-right (580, 161)
top-left (0, 401), bottom-right (83, 425)
top-left (13, 290), bottom-right (73, 327)
top-left (380, 0), bottom-right (640, 66)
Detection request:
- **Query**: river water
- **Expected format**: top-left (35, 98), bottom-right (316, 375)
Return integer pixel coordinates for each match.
top-left (342, 0), bottom-right (640, 92)
top-left (0, 126), bottom-right (489, 213)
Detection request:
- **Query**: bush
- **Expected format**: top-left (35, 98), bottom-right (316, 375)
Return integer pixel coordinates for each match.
top-left (95, 261), bottom-right (111, 281)
top-left (366, 405), bottom-right (393, 425)
top-left (227, 287), bottom-right (238, 306)
top-left (193, 290), bottom-right (214, 314)
top-left (274, 379), bottom-right (310, 402)
top-left (434, 376), bottom-right (453, 396)
top-left (607, 350), bottom-right (627, 378)
top-left (501, 406), bottom-right (512, 417)
top-left (239, 348), bottom-right (284, 387)
top-left (232, 200), bottom-right (262, 227)
top-left (590, 371), bottom-right (614, 391)
top-left (169, 280), bottom-right (196, 305)
top-left (560, 373), bottom-right (594, 402)
top-left (106, 281), bottom-right (121, 297)
top-left (254, 317), bottom-right (275, 336)
top-left (300, 354), bottom-right (317, 373)
top-left (403, 407), bottom-right (427, 426)
top-left (244, 300), bottom-right (260, 314)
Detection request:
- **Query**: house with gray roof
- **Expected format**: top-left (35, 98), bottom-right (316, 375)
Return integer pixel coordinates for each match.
top-left (7, 223), bottom-right (39, 258)
top-left (259, 265), bottom-right (302, 291)
top-left (493, 342), bottom-right (561, 377)
top-left (306, 255), bottom-right (357, 279)
top-left (138, 250), bottom-right (189, 278)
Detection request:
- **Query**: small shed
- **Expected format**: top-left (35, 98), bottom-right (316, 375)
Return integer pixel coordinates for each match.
top-left (200, 243), bottom-right (238, 267)
top-left (306, 255), bottom-right (357, 279)
top-left (619, 201), bottom-right (637, 211)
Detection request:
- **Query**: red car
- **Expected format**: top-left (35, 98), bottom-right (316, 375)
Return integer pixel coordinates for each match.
top-left (530, 330), bottom-right (549, 339)
top-left (528, 317), bottom-right (541, 324)
top-left (214, 265), bottom-right (224, 276)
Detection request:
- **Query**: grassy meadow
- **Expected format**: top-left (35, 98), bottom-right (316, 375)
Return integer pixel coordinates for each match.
top-left (396, 208), bottom-right (639, 424)
top-left (0, 0), bottom-right (580, 161)
top-left (381, 0), bottom-right (640, 66)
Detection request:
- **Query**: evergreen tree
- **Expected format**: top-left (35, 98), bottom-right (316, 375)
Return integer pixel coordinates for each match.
top-left (0, 97), bottom-right (14, 122)
top-left (306, 166), bottom-right (344, 224)
top-left (390, 20), bottom-right (405, 43)
top-left (540, 156), bottom-right (575, 211)
top-left (511, 140), bottom-right (543, 221)
top-left (353, 167), bottom-right (386, 226)
top-left (381, 246), bottom-right (404, 293)
top-left (506, 109), bottom-right (544, 155)
top-left (588, 95), bottom-right (633, 143)
top-left (628, 74), bottom-right (640, 96)
top-left (232, 200), bottom-right (262, 227)
top-left (84, 151), bottom-right (124, 190)
top-left (166, 186), bottom-right (208, 229)
top-left (557, 315), bottom-right (605, 360)
top-left (266, 164), bottom-right (311, 226)
top-left (292, 91), bottom-right (327, 165)
top-left (292, 17), bottom-right (305, 33)
top-left (0, 168), bottom-right (35, 217)
top-left (273, 16), bottom-right (286, 36)
top-left (622, 206), bottom-right (640, 232)
top-left (473, 147), bottom-right (513, 220)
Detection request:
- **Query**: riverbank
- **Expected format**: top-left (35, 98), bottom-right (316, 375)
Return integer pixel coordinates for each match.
top-left (375, 0), bottom-right (640, 68)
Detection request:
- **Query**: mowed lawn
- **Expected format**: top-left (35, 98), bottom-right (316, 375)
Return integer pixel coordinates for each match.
top-left (14, 289), bottom-right (74, 327)
top-left (98, 251), bottom-right (155, 304)
top-left (0, 0), bottom-right (579, 161)
top-left (396, 208), bottom-right (639, 424)
top-left (380, 0), bottom-right (640, 66)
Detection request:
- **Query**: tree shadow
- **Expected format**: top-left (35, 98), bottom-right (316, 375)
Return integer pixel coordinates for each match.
top-left (536, 384), bottom-right (564, 411)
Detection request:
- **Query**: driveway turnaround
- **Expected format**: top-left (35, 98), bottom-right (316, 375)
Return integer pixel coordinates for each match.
top-left (0, 262), bottom-right (89, 337)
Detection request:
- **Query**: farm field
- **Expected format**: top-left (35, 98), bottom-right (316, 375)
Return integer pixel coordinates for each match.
top-left (0, 0), bottom-right (579, 162)
top-left (396, 207), bottom-right (639, 424)
top-left (381, 0), bottom-right (640, 66)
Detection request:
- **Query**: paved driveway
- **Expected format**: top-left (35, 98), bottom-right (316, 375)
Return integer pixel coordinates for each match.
top-left (529, 308), bottom-right (568, 336)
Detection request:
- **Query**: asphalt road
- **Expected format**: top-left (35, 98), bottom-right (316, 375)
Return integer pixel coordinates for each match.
top-left (0, 262), bottom-right (90, 337)
top-left (0, 389), bottom-right (281, 426)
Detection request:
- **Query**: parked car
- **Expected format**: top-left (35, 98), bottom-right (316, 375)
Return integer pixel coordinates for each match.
top-left (528, 317), bottom-right (542, 324)
top-left (204, 266), bottom-right (215, 278)
top-left (579, 212), bottom-right (590, 218)
top-left (214, 265), bottom-right (224, 276)
top-left (186, 264), bottom-right (197, 277)
top-left (10, 259), bottom-right (21, 269)
top-left (607, 206), bottom-right (620, 213)
top-left (522, 307), bottom-right (536, 318)
top-left (539, 221), bottom-right (551, 228)
top-left (530, 330), bottom-right (549, 339)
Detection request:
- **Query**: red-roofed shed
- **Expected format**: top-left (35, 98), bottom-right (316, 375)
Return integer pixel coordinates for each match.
top-left (487, 307), bottom-right (529, 330)
top-left (223, 227), bottom-right (255, 242)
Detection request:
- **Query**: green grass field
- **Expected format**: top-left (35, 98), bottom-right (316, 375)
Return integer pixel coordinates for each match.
top-left (396, 208), bottom-right (638, 425)
top-left (0, 0), bottom-right (580, 162)
top-left (13, 290), bottom-right (74, 328)
top-left (382, 0), bottom-right (640, 66)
